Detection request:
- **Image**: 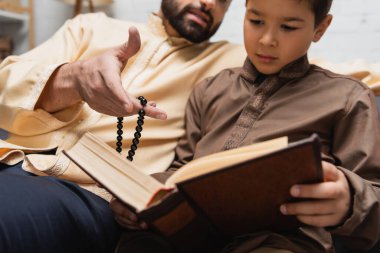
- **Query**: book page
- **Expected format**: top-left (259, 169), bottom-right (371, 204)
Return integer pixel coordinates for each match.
top-left (65, 132), bottom-right (165, 211)
top-left (165, 136), bottom-right (288, 187)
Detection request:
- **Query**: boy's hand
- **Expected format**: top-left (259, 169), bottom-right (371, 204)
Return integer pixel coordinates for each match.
top-left (109, 198), bottom-right (148, 230)
top-left (280, 161), bottom-right (351, 227)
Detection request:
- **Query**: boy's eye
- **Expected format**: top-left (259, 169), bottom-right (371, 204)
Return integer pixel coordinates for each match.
top-left (249, 19), bottom-right (264, 25)
top-left (281, 24), bottom-right (298, 31)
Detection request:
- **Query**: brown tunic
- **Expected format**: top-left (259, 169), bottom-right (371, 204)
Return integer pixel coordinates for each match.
top-left (163, 56), bottom-right (380, 252)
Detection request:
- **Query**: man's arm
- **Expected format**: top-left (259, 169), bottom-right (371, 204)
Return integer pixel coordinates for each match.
top-left (35, 63), bottom-right (81, 112)
top-left (0, 15), bottom-right (86, 135)
top-left (36, 27), bottom-right (166, 119)
top-left (0, 16), bottom-right (166, 137)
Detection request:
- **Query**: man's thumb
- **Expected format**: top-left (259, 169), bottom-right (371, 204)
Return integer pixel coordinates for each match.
top-left (117, 26), bottom-right (141, 64)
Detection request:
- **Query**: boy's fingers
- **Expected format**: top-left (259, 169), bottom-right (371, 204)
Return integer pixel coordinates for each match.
top-left (109, 198), bottom-right (124, 215)
top-left (290, 163), bottom-right (346, 199)
top-left (109, 198), bottom-right (136, 219)
top-left (322, 161), bottom-right (339, 182)
top-left (295, 214), bottom-right (338, 228)
top-left (290, 181), bottom-right (341, 199)
top-left (280, 199), bottom-right (336, 216)
top-left (115, 216), bottom-right (148, 230)
top-left (281, 199), bottom-right (347, 228)
top-left (115, 217), bottom-right (144, 230)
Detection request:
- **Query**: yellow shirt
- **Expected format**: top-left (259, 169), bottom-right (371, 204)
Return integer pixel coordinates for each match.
top-left (0, 13), bottom-right (246, 197)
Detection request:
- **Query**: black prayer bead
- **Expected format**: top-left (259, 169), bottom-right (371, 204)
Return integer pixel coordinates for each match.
top-left (127, 150), bottom-right (135, 161)
top-left (138, 109), bottom-right (145, 117)
top-left (137, 119), bottom-right (144, 126)
top-left (116, 117), bottom-right (124, 154)
top-left (132, 138), bottom-right (139, 145)
top-left (135, 125), bottom-right (142, 132)
top-left (138, 96), bottom-right (147, 106)
top-left (116, 96), bottom-right (147, 161)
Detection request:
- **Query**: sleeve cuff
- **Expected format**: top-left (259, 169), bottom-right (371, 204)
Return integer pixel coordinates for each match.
top-left (23, 63), bottom-right (67, 110)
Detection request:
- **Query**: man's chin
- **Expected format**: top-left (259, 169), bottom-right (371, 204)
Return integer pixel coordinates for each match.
top-left (181, 33), bottom-right (209, 43)
top-left (180, 20), bottom-right (220, 43)
top-left (180, 25), bottom-right (210, 42)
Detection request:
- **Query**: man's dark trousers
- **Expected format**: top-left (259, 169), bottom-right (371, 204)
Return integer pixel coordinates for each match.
top-left (0, 162), bottom-right (121, 253)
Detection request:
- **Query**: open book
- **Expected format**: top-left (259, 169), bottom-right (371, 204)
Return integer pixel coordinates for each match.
top-left (63, 132), bottom-right (323, 249)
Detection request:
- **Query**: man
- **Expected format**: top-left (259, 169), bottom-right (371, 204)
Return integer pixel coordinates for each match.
top-left (0, 0), bottom-right (245, 252)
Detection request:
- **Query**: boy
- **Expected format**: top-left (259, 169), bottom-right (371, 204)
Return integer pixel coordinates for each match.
top-left (112, 0), bottom-right (380, 252)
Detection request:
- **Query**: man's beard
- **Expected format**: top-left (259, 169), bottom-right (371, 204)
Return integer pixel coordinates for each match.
top-left (161, 0), bottom-right (221, 43)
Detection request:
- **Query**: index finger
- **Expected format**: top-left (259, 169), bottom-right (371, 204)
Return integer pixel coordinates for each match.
top-left (130, 98), bottom-right (167, 120)
top-left (290, 181), bottom-right (341, 199)
top-left (144, 104), bottom-right (167, 120)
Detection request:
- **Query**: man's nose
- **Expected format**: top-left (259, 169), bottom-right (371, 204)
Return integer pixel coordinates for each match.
top-left (200, 0), bottom-right (216, 11)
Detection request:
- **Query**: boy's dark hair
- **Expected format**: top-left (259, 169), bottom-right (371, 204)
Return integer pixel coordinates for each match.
top-left (307, 0), bottom-right (333, 26)
top-left (245, 0), bottom-right (333, 26)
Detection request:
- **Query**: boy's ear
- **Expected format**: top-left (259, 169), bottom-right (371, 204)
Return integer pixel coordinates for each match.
top-left (313, 14), bottom-right (333, 42)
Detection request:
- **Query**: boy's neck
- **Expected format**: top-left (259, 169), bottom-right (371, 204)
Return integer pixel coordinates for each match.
top-left (254, 74), bottom-right (268, 86)
top-left (242, 55), bottom-right (310, 86)
top-left (258, 54), bottom-right (309, 78)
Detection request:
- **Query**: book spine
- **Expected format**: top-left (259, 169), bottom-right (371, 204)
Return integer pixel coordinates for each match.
top-left (139, 191), bottom-right (222, 251)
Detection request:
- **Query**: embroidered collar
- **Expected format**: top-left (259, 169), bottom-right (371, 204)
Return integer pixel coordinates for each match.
top-left (147, 13), bottom-right (195, 46)
top-left (240, 55), bottom-right (310, 85)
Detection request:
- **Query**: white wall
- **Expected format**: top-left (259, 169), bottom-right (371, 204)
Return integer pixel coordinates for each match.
top-left (21, 0), bottom-right (380, 63)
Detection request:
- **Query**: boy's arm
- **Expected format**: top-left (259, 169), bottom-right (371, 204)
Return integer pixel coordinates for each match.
top-left (327, 90), bottom-right (380, 250)
top-left (151, 78), bottom-right (209, 183)
top-left (282, 89), bottom-right (380, 250)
